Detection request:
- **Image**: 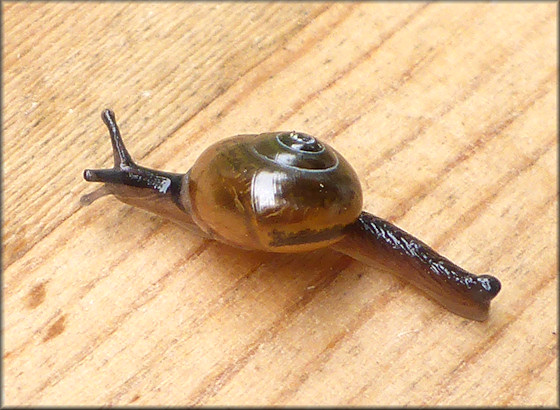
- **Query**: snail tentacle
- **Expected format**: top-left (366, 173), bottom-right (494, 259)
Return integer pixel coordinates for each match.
top-left (83, 109), bottom-right (137, 184)
top-left (81, 109), bottom-right (202, 233)
top-left (101, 109), bottom-right (135, 168)
top-left (83, 109), bottom-right (182, 195)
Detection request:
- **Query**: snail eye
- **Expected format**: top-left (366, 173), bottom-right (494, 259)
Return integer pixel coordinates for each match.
top-left (277, 132), bottom-right (324, 154)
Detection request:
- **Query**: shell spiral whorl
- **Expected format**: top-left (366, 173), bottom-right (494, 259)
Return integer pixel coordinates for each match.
top-left (277, 131), bottom-right (324, 153)
top-left (252, 131), bottom-right (339, 171)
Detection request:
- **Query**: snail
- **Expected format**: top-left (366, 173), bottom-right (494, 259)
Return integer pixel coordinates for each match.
top-left (82, 109), bottom-right (501, 321)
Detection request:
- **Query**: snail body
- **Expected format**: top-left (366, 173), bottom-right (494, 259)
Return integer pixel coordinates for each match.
top-left (83, 109), bottom-right (501, 321)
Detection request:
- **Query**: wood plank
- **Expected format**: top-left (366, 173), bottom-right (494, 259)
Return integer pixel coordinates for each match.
top-left (3, 2), bottom-right (557, 406)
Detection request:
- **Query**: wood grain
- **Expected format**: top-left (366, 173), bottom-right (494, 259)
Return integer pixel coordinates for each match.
top-left (2, 2), bottom-right (557, 406)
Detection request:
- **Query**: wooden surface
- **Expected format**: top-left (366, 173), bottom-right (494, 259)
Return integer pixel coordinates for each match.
top-left (3, 2), bottom-right (557, 406)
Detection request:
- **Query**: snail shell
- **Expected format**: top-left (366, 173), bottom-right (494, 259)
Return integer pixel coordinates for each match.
top-left (185, 132), bottom-right (362, 252)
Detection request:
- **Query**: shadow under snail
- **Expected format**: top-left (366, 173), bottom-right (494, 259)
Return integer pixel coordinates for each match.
top-left (82, 109), bottom-right (501, 321)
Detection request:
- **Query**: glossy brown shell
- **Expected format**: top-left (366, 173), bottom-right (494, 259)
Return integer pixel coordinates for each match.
top-left (184, 132), bottom-right (363, 252)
